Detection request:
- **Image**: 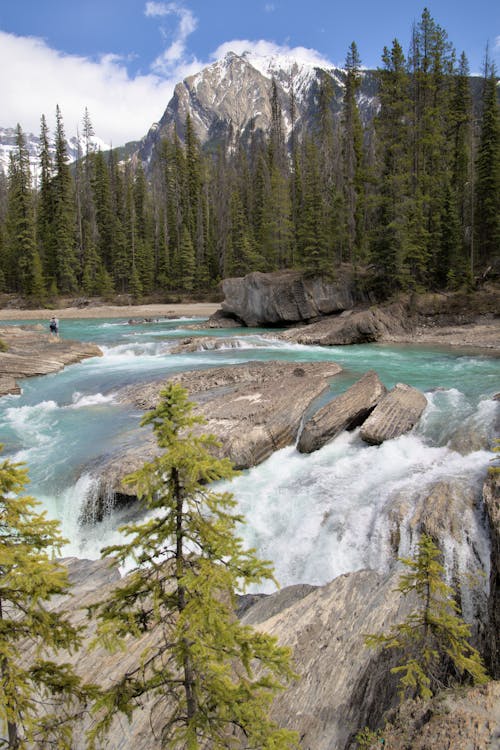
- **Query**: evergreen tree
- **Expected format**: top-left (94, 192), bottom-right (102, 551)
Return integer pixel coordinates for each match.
top-left (52, 106), bottom-right (78, 292)
top-left (5, 126), bottom-right (41, 296)
top-left (365, 534), bottom-right (489, 700)
top-left (297, 138), bottom-right (329, 274)
top-left (37, 114), bottom-right (56, 284)
top-left (342, 42), bottom-right (365, 265)
top-left (0, 447), bottom-right (95, 748)
top-left (450, 52), bottom-right (473, 284)
top-left (408, 8), bottom-right (456, 287)
top-left (475, 54), bottom-right (500, 274)
top-left (89, 385), bottom-right (299, 750)
top-left (370, 40), bottom-right (412, 295)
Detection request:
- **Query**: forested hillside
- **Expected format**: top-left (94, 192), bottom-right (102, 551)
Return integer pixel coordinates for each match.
top-left (0, 9), bottom-right (498, 302)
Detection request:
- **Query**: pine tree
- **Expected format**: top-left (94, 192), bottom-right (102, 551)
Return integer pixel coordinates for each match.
top-left (342, 42), bottom-right (365, 265)
top-left (0, 447), bottom-right (95, 748)
top-left (89, 385), bottom-right (299, 750)
top-left (52, 106), bottom-right (78, 292)
top-left (365, 534), bottom-right (489, 700)
top-left (475, 54), bottom-right (500, 273)
top-left (37, 114), bottom-right (56, 284)
top-left (5, 126), bottom-right (41, 296)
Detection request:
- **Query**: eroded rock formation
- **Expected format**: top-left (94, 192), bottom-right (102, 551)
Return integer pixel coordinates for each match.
top-left (80, 361), bottom-right (342, 519)
top-left (220, 269), bottom-right (358, 326)
top-left (359, 384), bottom-right (428, 445)
top-left (297, 370), bottom-right (387, 453)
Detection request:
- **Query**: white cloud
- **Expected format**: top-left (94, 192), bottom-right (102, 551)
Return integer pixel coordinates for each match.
top-left (0, 14), bottom-right (337, 149)
top-left (264, 3), bottom-right (276, 11)
top-left (145, 1), bottom-right (198, 75)
top-left (0, 30), bottom-right (196, 145)
top-left (211, 39), bottom-right (335, 71)
top-left (495, 35), bottom-right (500, 51)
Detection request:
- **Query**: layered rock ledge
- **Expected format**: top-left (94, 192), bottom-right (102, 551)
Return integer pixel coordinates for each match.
top-left (221, 268), bottom-right (358, 326)
top-left (360, 383), bottom-right (428, 445)
top-left (80, 361), bottom-right (342, 518)
top-left (0, 325), bottom-right (103, 396)
top-left (297, 370), bottom-right (387, 453)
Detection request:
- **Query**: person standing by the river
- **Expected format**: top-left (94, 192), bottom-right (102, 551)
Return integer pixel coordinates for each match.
top-left (49, 315), bottom-right (59, 340)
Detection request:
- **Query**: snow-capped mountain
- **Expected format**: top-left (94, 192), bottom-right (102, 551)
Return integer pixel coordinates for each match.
top-left (0, 126), bottom-right (110, 180)
top-left (138, 51), bottom-right (379, 165)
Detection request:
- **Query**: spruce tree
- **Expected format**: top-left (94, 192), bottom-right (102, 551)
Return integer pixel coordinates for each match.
top-left (0, 447), bottom-right (95, 748)
top-left (342, 42), bottom-right (365, 265)
top-left (89, 384), bottom-right (299, 750)
top-left (5, 126), bottom-right (41, 296)
top-left (370, 40), bottom-right (412, 295)
top-left (475, 55), bottom-right (500, 274)
top-left (365, 534), bottom-right (489, 700)
top-left (37, 114), bottom-right (56, 284)
top-left (52, 106), bottom-right (78, 293)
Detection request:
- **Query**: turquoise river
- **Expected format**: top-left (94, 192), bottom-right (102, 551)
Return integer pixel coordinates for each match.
top-left (0, 316), bottom-right (498, 597)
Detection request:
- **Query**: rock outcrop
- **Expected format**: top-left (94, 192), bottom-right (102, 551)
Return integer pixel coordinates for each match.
top-left (80, 361), bottom-right (342, 518)
top-left (359, 384), bottom-right (428, 445)
top-left (0, 325), bottom-right (102, 396)
top-left (40, 558), bottom-right (408, 750)
top-left (483, 470), bottom-right (500, 677)
top-left (297, 371), bottom-right (387, 453)
top-left (371, 682), bottom-right (500, 750)
top-left (220, 269), bottom-right (358, 326)
top-left (280, 306), bottom-right (407, 345)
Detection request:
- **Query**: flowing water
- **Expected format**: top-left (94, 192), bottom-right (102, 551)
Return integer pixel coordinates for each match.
top-left (0, 316), bottom-right (498, 597)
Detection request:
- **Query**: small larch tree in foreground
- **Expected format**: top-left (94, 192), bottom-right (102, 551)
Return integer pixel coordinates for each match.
top-left (0, 446), bottom-right (94, 749)
top-left (89, 384), bottom-right (299, 749)
top-left (365, 533), bottom-right (489, 700)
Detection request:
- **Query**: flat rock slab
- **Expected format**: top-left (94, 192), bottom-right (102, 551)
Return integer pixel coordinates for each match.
top-left (297, 370), bottom-right (387, 453)
top-left (360, 383), bottom-right (428, 445)
top-left (0, 325), bottom-right (102, 396)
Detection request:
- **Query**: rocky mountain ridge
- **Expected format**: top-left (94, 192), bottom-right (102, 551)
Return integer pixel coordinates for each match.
top-left (138, 50), bottom-right (379, 165)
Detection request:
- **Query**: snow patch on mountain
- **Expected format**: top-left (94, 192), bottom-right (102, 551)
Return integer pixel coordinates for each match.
top-left (0, 127), bottom-right (110, 180)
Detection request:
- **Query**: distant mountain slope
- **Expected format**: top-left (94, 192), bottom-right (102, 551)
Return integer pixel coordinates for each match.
top-left (0, 126), bottom-right (110, 178)
top-left (137, 51), bottom-right (380, 165)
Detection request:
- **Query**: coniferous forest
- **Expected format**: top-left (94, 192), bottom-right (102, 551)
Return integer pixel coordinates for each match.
top-left (0, 9), bottom-right (498, 303)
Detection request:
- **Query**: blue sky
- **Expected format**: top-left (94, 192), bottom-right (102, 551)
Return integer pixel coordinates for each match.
top-left (1, 0), bottom-right (498, 145)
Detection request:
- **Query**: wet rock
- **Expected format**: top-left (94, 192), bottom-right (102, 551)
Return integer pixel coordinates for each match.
top-left (483, 470), bottom-right (500, 677)
top-left (207, 309), bottom-right (244, 328)
top-left (221, 268), bottom-right (358, 326)
top-left (279, 306), bottom-right (407, 346)
top-left (82, 361), bottom-right (343, 514)
top-left (297, 371), bottom-right (387, 453)
top-left (0, 325), bottom-right (103, 396)
top-left (360, 383), bottom-right (427, 445)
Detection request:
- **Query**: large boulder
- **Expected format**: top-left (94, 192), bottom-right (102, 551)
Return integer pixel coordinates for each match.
top-left (297, 371), bottom-right (387, 453)
top-left (220, 269), bottom-right (358, 326)
top-left (360, 383), bottom-right (428, 445)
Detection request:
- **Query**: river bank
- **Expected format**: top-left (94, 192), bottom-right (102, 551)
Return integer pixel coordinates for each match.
top-left (0, 302), bottom-right (220, 320)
